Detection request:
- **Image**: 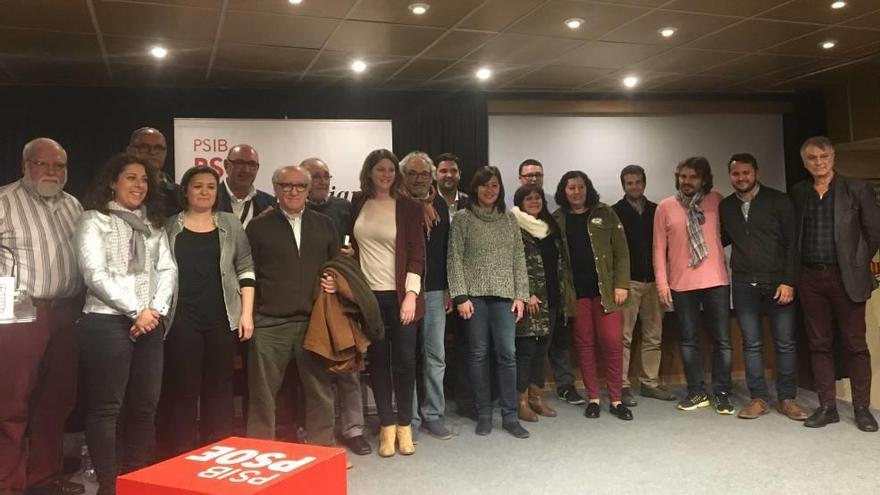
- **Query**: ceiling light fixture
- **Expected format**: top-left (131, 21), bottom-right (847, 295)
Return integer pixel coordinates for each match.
top-left (351, 60), bottom-right (367, 73)
top-left (409, 3), bottom-right (430, 15)
top-left (821, 40), bottom-right (837, 49)
top-left (150, 46), bottom-right (168, 59)
top-left (830, 1), bottom-right (846, 9)
top-left (288, 0), bottom-right (303, 4)
top-left (475, 67), bottom-right (492, 81)
top-left (564, 18), bottom-right (584, 29)
top-left (623, 75), bottom-right (639, 88)
top-left (659, 27), bottom-right (677, 38)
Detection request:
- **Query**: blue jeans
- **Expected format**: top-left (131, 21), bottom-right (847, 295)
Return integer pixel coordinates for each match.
top-left (467, 297), bottom-right (517, 423)
top-left (419, 290), bottom-right (447, 422)
top-left (732, 282), bottom-right (798, 400)
top-left (671, 285), bottom-right (732, 395)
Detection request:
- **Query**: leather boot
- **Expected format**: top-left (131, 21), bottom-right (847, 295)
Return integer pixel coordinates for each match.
top-left (378, 425), bottom-right (396, 457)
top-left (528, 384), bottom-right (557, 417)
top-left (396, 425), bottom-right (416, 455)
top-left (517, 392), bottom-right (539, 422)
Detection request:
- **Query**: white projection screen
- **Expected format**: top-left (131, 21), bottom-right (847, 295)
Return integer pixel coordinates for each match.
top-left (173, 118), bottom-right (393, 200)
top-left (489, 114), bottom-right (786, 208)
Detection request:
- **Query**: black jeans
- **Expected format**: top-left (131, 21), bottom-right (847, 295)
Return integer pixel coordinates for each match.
top-left (671, 285), bottom-right (732, 395)
top-left (79, 313), bottom-right (163, 495)
top-left (368, 291), bottom-right (417, 427)
top-left (159, 314), bottom-right (237, 456)
top-left (515, 336), bottom-right (551, 393)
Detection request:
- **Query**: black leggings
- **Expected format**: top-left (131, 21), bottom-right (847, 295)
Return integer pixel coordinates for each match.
top-left (368, 291), bottom-right (417, 427)
top-left (515, 335), bottom-right (551, 393)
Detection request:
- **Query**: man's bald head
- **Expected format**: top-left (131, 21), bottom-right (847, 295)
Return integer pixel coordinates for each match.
top-left (301, 157), bottom-right (331, 202)
top-left (127, 127), bottom-right (167, 172)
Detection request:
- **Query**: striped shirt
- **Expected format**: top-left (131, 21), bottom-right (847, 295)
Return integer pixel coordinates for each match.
top-left (0, 179), bottom-right (83, 299)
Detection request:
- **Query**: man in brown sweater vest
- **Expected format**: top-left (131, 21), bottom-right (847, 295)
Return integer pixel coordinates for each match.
top-left (245, 165), bottom-right (341, 445)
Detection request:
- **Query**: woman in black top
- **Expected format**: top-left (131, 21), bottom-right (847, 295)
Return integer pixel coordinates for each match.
top-left (159, 166), bottom-right (255, 456)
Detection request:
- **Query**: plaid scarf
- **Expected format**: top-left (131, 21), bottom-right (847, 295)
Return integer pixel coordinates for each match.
top-left (398, 185), bottom-right (439, 239)
top-left (675, 190), bottom-right (708, 267)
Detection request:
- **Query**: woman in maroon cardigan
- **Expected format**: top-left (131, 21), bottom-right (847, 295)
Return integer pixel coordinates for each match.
top-left (350, 148), bottom-right (425, 457)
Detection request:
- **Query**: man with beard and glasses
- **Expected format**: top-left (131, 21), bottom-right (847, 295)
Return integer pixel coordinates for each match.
top-left (219, 144), bottom-right (275, 228)
top-left (0, 138), bottom-right (85, 495)
top-left (399, 151), bottom-right (453, 440)
top-left (435, 153), bottom-right (468, 215)
top-left (126, 127), bottom-right (181, 216)
top-left (719, 153), bottom-right (808, 422)
top-left (654, 157), bottom-right (733, 415)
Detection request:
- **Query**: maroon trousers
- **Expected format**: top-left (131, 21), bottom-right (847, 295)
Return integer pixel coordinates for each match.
top-left (797, 267), bottom-right (872, 408)
top-left (0, 300), bottom-right (80, 491)
top-left (571, 296), bottom-right (624, 402)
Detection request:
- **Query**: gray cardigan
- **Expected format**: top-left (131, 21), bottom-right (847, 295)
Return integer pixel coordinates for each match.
top-left (165, 211), bottom-right (255, 332)
top-left (447, 207), bottom-right (529, 303)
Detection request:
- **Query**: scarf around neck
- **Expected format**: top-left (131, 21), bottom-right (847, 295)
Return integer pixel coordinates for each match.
top-left (675, 190), bottom-right (708, 267)
top-left (107, 201), bottom-right (151, 273)
top-left (511, 206), bottom-right (550, 239)
top-left (399, 185), bottom-right (439, 237)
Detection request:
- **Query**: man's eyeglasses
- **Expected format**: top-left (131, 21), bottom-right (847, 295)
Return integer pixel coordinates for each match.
top-left (26, 159), bottom-right (67, 172)
top-left (274, 182), bottom-right (308, 193)
top-left (405, 171), bottom-right (432, 180)
top-left (311, 173), bottom-right (332, 181)
top-left (227, 159), bottom-right (260, 170)
top-left (520, 172), bottom-right (543, 179)
top-left (130, 143), bottom-right (167, 154)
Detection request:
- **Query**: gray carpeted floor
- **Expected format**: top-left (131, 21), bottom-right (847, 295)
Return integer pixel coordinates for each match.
top-left (69, 384), bottom-right (879, 495)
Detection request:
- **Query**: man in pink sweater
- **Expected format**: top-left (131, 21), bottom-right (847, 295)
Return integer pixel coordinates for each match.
top-left (653, 157), bottom-right (733, 414)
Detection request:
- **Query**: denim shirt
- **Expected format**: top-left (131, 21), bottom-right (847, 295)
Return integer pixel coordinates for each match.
top-left (164, 211), bottom-right (255, 333)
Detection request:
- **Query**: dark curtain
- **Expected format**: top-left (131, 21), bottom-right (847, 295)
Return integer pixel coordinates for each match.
top-left (0, 86), bottom-right (489, 199)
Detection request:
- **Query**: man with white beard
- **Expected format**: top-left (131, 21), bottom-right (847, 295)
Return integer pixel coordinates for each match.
top-left (0, 138), bottom-right (85, 495)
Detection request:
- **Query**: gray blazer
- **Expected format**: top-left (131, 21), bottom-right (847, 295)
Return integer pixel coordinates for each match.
top-left (792, 174), bottom-right (880, 302)
top-left (165, 211), bottom-right (255, 332)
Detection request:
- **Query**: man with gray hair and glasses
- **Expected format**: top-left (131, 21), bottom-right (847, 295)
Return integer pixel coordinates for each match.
top-left (0, 138), bottom-right (85, 495)
top-left (126, 126), bottom-right (181, 216)
top-left (399, 151), bottom-right (453, 440)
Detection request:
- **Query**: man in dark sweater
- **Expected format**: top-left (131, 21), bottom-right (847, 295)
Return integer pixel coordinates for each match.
top-left (245, 165), bottom-right (341, 446)
top-left (302, 157), bottom-right (371, 456)
top-left (400, 151), bottom-right (453, 440)
top-left (719, 153), bottom-right (808, 422)
top-left (126, 126), bottom-right (181, 216)
top-left (612, 165), bottom-right (675, 406)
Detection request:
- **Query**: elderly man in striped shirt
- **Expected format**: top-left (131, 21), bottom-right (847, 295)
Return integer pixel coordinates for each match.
top-left (0, 138), bottom-right (85, 495)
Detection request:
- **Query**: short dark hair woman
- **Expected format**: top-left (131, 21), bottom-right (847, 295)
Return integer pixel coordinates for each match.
top-left (350, 149), bottom-right (425, 457)
top-left (76, 153), bottom-right (177, 494)
top-left (553, 171), bottom-right (633, 421)
top-left (447, 166), bottom-right (531, 438)
top-left (511, 184), bottom-right (562, 422)
top-left (158, 166), bottom-right (255, 456)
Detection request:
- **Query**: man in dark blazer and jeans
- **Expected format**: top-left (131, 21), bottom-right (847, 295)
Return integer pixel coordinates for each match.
top-left (792, 136), bottom-right (880, 432)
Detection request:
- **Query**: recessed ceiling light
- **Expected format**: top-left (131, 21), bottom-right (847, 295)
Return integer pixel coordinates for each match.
top-left (409, 3), bottom-right (430, 15)
top-left (821, 40), bottom-right (837, 49)
top-left (564, 18), bottom-right (584, 29)
top-left (830, 1), bottom-right (846, 9)
top-left (659, 27), bottom-right (677, 38)
top-left (288, 0), bottom-right (303, 4)
top-left (623, 75), bottom-right (639, 88)
top-left (351, 59), bottom-right (367, 73)
top-left (475, 67), bottom-right (492, 81)
top-left (150, 46), bottom-right (167, 59)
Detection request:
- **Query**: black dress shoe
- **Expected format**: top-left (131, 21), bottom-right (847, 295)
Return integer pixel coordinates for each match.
top-left (854, 405), bottom-right (879, 432)
top-left (343, 435), bottom-right (372, 455)
top-left (26, 479), bottom-right (85, 495)
top-left (584, 402), bottom-right (600, 418)
top-left (502, 421), bottom-right (530, 439)
top-left (475, 416), bottom-right (492, 436)
top-left (610, 403), bottom-right (633, 421)
top-left (804, 405), bottom-right (840, 428)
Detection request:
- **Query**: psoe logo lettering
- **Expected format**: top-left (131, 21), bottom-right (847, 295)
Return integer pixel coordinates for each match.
top-left (186, 446), bottom-right (316, 485)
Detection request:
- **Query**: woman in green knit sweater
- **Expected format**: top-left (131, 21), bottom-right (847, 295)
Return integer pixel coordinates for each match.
top-left (447, 166), bottom-right (531, 439)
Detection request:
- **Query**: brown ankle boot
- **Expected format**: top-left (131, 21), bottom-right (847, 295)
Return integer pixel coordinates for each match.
top-left (518, 392), bottom-right (539, 422)
top-left (378, 425), bottom-right (396, 457)
top-left (396, 425), bottom-right (415, 455)
top-left (528, 384), bottom-right (558, 417)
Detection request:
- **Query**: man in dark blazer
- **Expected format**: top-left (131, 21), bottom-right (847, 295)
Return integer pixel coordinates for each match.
top-left (220, 144), bottom-right (275, 227)
top-left (791, 136), bottom-right (880, 432)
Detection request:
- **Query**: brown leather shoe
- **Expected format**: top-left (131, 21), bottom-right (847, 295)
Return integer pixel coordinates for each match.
top-left (777, 399), bottom-right (809, 421)
top-left (528, 384), bottom-right (557, 417)
top-left (737, 398), bottom-right (770, 419)
top-left (518, 392), bottom-right (538, 422)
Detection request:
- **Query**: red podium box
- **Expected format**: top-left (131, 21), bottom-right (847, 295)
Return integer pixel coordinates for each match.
top-left (118, 437), bottom-right (347, 495)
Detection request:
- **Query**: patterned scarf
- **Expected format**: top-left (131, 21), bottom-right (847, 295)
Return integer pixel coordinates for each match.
top-left (107, 201), bottom-right (154, 308)
top-left (675, 190), bottom-right (708, 267)
top-left (399, 184), bottom-right (440, 238)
